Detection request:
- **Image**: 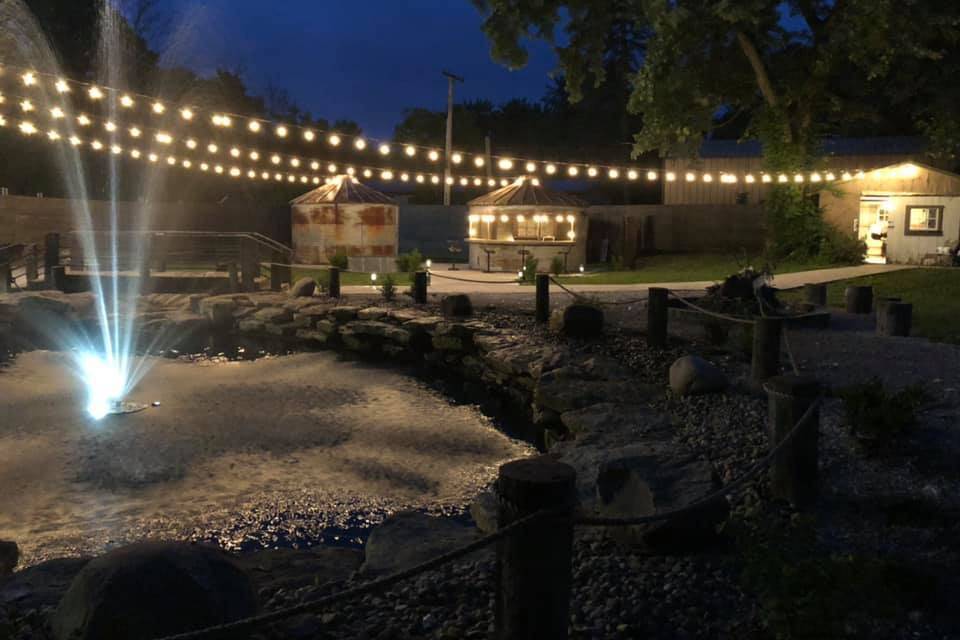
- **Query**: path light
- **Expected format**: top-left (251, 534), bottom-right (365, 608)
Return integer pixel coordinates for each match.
top-left (426, 259), bottom-right (432, 269)
top-left (371, 273), bottom-right (378, 286)
top-left (579, 264), bottom-right (585, 273)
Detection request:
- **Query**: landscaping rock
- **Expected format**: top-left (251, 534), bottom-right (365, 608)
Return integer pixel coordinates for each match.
top-left (668, 355), bottom-right (729, 396)
top-left (254, 306), bottom-right (294, 324)
top-left (0, 540), bottom-right (18, 576)
top-left (550, 303), bottom-right (604, 338)
top-left (330, 306), bottom-right (361, 323)
top-left (238, 318), bottom-right (266, 333)
top-left (204, 299), bottom-right (237, 330)
top-left (560, 402), bottom-right (672, 441)
top-left (236, 547), bottom-right (361, 595)
top-left (0, 557), bottom-right (91, 612)
top-left (441, 294), bottom-right (473, 318)
top-left (357, 307), bottom-right (390, 321)
top-left (403, 316), bottom-right (444, 334)
top-left (289, 277), bottom-right (317, 297)
top-left (469, 491), bottom-right (499, 535)
top-left (360, 512), bottom-right (483, 576)
top-left (535, 367), bottom-right (655, 414)
top-left (293, 305), bottom-right (331, 327)
top-left (51, 541), bottom-right (257, 640)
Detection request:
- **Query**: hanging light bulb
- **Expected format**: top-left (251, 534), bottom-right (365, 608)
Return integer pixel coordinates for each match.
top-left (378, 143), bottom-right (391, 155)
top-left (270, 154), bottom-right (281, 164)
top-left (761, 173), bottom-right (772, 183)
top-left (498, 158), bottom-right (514, 171)
top-left (665, 172), bottom-right (676, 182)
top-left (646, 170), bottom-right (658, 181)
top-left (303, 129), bottom-right (315, 142)
top-left (327, 163), bottom-right (337, 173)
top-left (475, 156), bottom-right (486, 168)
top-left (745, 174), bottom-right (756, 183)
top-left (215, 165), bottom-right (225, 174)
top-left (685, 172), bottom-right (696, 182)
top-left (545, 163), bottom-right (557, 175)
top-left (430, 175), bottom-right (440, 184)
top-left (230, 167), bottom-right (241, 177)
top-left (104, 121), bottom-right (117, 132)
top-left (810, 172), bottom-right (822, 182)
top-left (567, 166), bottom-right (579, 177)
top-left (452, 152), bottom-right (463, 164)
top-left (248, 120), bottom-right (261, 133)
top-left (328, 133), bottom-right (341, 146)
top-left (459, 177), bottom-right (468, 186)
top-left (89, 139), bottom-right (103, 149)
top-left (473, 177), bottom-right (482, 186)
top-left (627, 169), bottom-right (638, 180)
top-left (19, 99), bottom-right (34, 112)
top-left (47, 130), bottom-right (60, 141)
top-left (129, 126), bottom-right (141, 138)
top-left (152, 101), bottom-right (165, 115)
top-left (69, 135), bottom-right (82, 146)
top-left (346, 166), bottom-right (356, 175)
top-left (149, 153), bottom-right (159, 162)
top-left (180, 108), bottom-right (194, 121)
top-left (54, 78), bottom-right (70, 93)
top-left (21, 72), bottom-right (37, 87)
top-left (825, 172), bottom-right (836, 181)
top-left (250, 150), bottom-right (260, 161)
top-left (130, 148), bottom-right (141, 158)
top-left (186, 138), bottom-right (198, 149)
top-left (310, 160), bottom-right (320, 171)
top-left (230, 147), bottom-right (241, 158)
top-left (354, 138), bottom-right (367, 150)
top-left (405, 145), bottom-right (416, 157)
top-left (88, 86), bottom-right (104, 100)
top-left (120, 95), bottom-right (134, 108)
top-left (290, 157), bottom-right (301, 167)
top-left (587, 166), bottom-right (598, 177)
top-left (702, 173), bottom-right (713, 182)
top-left (428, 149), bottom-right (440, 162)
top-left (500, 178), bottom-right (509, 186)
top-left (416, 174), bottom-right (425, 183)
top-left (49, 106), bottom-right (65, 119)
top-left (155, 132), bottom-right (173, 145)
top-left (167, 155), bottom-right (177, 165)
top-left (183, 159), bottom-right (193, 169)
top-left (608, 168), bottom-right (619, 179)
top-left (793, 174), bottom-right (804, 183)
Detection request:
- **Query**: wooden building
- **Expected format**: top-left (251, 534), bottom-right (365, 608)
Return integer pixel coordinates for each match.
top-left (466, 178), bottom-right (588, 273)
top-left (290, 175), bottom-right (398, 272)
top-left (819, 162), bottom-right (960, 264)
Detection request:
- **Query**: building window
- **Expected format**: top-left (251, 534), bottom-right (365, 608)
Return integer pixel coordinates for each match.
top-left (516, 218), bottom-right (539, 240)
top-left (904, 205), bottom-right (943, 235)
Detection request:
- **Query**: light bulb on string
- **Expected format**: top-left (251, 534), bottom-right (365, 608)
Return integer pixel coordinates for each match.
top-left (310, 161), bottom-right (319, 171)
top-left (180, 108), bottom-right (194, 121)
top-left (21, 72), bottom-right (37, 87)
top-left (155, 132), bottom-right (172, 145)
top-left (303, 129), bottom-right (315, 142)
top-left (149, 153), bottom-right (159, 163)
top-left (152, 102), bottom-right (165, 115)
top-left (248, 120), bottom-right (261, 133)
top-left (545, 164), bottom-right (556, 175)
top-left (49, 107), bottom-right (65, 119)
top-left (208, 143), bottom-right (219, 154)
top-left (54, 79), bottom-right (70, 93)
top-left (685, 172), bottom-right (695, 182)
top-left (120, 95), bottom-right (134, 108)
top-left (167, 156), bottom-right (176, 165)
top-left (378, 143), bottom-right (391, 155)
top-left (428, 150), bottom-right (439, 162)
top-left (363, 168), bottom-right (372, 178)
top-left (401, 173), bottom-right (409, 182)
top-left (702, 173), bottom-right (713, 182)
top-left (290, 157), bottom-right (300, 167)
top-left (104, 121), bottom-right (117, 132)
top-left (627, 169), bottom-right (638, 180)
top-left (274, 125), bottom-right (288, 138)
top-left (77, 114), bottom-right (91, 126)
top-left (416, 174), bottom-right (425, 183)
top-left (214, 165), bottom-right (224, 174)
top-left (451, 152), bottom-right (462, 164)
top-left (405, 145), bottom-right (416, 157)
top-left (567, 166), bottom-right (579, 177)
top-left (19, 99), bottom-right (34, 112)
top-left (607, 168), bottom-right (619, 179)
top-left (587, 167), bottom-right (598, 178)
top-left (69, 135), bottom-right (82, 146)
top-left (270, 154), bottom-right (281, 164)
top-left (646, 170), bottom-right (657, 181)
top-left (665, 172), bottom-right (676, 182)
top-left (88, 87), bottom-right (104, 100)
top-left (186, 138), bottom-right (197, 149)
top-left (328, 134), bottom-right (341, 146)
top-left (430, 175), bottom-right (440, 184)
top-left (250, 150), bottom-right (260, 161)
top-left (230, 147), bottom-right (241, 158)
top-left (327, 163), bottom-right (337, 173)
top-left (498, 158), bottom-right (514, 171)
top-left (129, 126), bottom-right (141, 138)
top-left (354, 138), bottom-right (367, 150)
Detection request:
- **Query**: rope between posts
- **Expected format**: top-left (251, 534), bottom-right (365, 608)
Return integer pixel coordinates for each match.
top-left (156, 508), bottom-right (560, 640)
top-left (428, 271), bottom-right (521, 285)
top-left (575, 395), bottom-right (823, 526)
top-left (666, 290), bottom-right (756, 325)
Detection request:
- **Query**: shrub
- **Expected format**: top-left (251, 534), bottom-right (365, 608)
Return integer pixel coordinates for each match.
top-left (395, 249), bottom-right (424, 274)
top-left (818, 226), bottom-right (866, 265)
top-left (328, 251), bottom-right (349, 270)
top-left (521, 256), bottom-right (539, 282)
top-left (836, 378), bottom-right (927, 444)
top-left (550, 255), bottom-right (565, 276)
top-left (380, 274), bottom-right (396, 302)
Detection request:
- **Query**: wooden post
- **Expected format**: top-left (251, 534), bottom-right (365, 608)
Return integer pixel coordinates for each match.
top-left (751, 317), bottom-right (782, 383)
top-left (413, 271), bottom-right (428, 304)
top-left (803, 283), bottom-right (826, 307)
top-left (0, 263), bottom-right (10, 293)
top-left (647, 287), bottom-right (668, 348)
top-left (25, 247), bottom-right (38, 286)
top-left (875, 297), bottom-right (901, 334)
top-left (495, 457), bottom-right (576, 640)
top-left (44, 232), bottom-right (60, 286)
top-left (139, 235), bottom-right (152, 284)
top-left (764, 376), bottom-right (821, 509)
top-left (240, 240), bottom-right (256, 292)
top-left (228, 263), bottom-right (239, 293)
top-left (844, 285), bottom-right (873, 314)
top-left (50, 265), bottom-right (66, 291)
top-left (879, 302), bottom-right (912, 337)
top-left (329, 267), bottom-right (341, 299)
top-left (535, 274), bottom-right (550, 323)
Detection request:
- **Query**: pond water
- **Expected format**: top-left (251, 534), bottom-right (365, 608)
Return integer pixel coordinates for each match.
top-left (0, 351), bottom-right (533, 565)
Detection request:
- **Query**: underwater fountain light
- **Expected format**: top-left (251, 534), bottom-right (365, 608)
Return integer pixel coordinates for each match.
top-left (78, 353), bottom-right (147, 419)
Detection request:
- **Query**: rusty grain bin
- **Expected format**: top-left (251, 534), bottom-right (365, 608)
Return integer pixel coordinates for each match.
top-left (290, 175), bottom-right (399, 271)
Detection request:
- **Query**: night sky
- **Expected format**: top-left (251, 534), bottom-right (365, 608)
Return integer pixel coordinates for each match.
top-left (152, 1), bottom-right (559, 138)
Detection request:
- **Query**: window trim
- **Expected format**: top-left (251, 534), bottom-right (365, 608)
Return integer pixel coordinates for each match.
top-left (904, 205), bottom-right (944, 236)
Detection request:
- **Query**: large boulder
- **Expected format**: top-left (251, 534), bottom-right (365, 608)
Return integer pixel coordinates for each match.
top-left (51, 542), bottom-right (258, 640)
top-left (0, 540), bottom-right (18, 576)
top-left (361, 512), bottom-right (483, 576)
top-left (551, 304), bottom-right (604, 339)
top-left (668, 355), bottom-right (728, 396)
top-left (440, 294), bottom-right (473, 318)
top-left (289, 277), bottom-right (317, 298)
top-left (0, 557), bottom-right (91, 613)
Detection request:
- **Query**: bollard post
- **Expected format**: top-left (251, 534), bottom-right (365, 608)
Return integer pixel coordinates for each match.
top-left (44, 232), bottom-right (61, 286)
top-left (844, 285), bottom-right (873, 314)
top-left (228, 263), bottom-right (239, 293)
top-left (764, 376), bottom-right (821, 509)
top-left (751, 317), bottom-right (782, 383)
top-left (413, 270), bottom-right (428, 304)
top-left (803, 283), bottom-right (827, 307)
top-left (879, 301), bottom-right (912, 337)
top-left (329, 267), bottom-right (341, 298)
top-left (0, 263), bottom-right (10, 293)
top-left (535, 274), bottom-right (550, 323)
top-left (647, 287), bottom-right (668, 348)
top-left (139, 236), bottom-right (153, 284)
top-left (495, 457), bottom-right (576, 640)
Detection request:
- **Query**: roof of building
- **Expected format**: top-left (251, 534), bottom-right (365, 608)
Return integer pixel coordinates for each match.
top-left (695, 136), bottom-right (927, 159)
top-left (289, 176), bottom-right (396, 205)
top-left (467, 178), bottom-right (589, 208)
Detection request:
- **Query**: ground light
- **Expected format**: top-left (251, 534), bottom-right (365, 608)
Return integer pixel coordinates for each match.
top-left (77, 352), bottom-right (148, 419)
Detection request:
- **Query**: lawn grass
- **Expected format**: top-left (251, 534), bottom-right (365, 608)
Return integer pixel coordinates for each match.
top-left (552, 253), bottom-right (844, 285)
top-left (779, 268), bottom-right (960, 344)
top-left (290, 266), bottom-right (412, 287)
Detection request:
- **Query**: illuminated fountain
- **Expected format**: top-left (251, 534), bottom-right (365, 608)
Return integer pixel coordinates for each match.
top-left (0, 0), bottom-right (195, 417)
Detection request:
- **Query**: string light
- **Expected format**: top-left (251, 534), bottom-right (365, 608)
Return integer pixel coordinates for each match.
top-left (275, 125), bottom-right (288, 138)
top-left (303, 129), bottom-right (315, 142)
top-left (354, 138), bottom-right (366, 150)
top-left (152, 102), bottom-right (165, 115)
top-left (475, 156), bottom-right (486, 168)
top-left (111, 144), bottom-right (122, 155)
top-left (627, 169), bottom-right (638, 180)
top-left (587, 167), bottom-right (598, 178)
top-left (120, 95), bottom-right (134, 108)
top-left (290, 157), bottom-right (300, 167)
top-left (545, 163), bottom-right (556, 175)
top-left (702, 173), bottom-right (713, 182)
top-left (567, 166), bottom-right (579, 177)
top-left (665, 172), bottom-right (676, 181)
top-left (431, 175), bottom-right (440, 184)
top-left (416, 174), bottom-right (425, 183)
top-left (250, 150), bottom-right (260, 161)
top-left (49, 106), bottom-right (65, 119)
top-left (19, 99), bottom-right (34, 112)
top-left (270, 153), bottom-right (281, 164)
top-left (451, 152), bottom-right (463, 164)
top-left (378, 143), bottom-right (391, 155)
top-left (21, 72), bottom-right (37, 86)
top-left (54, 79), bottom-right (70, 93)
top-left (230, 147), bottom-right (241, 158)
top-left (180, 108), bottom-right (194, 121)
top-left (685, 172), bottom-right (695, 182)
top-left (155, 132), bottom-right (173, 145)
top-left (129, 126), bottom-right (141, 138)
top-left (498, 158), bottom-right (514, 171)
top-left (104, 121), bottom-right (117, 132)
top-left (248, 120), bottom-right (261, 133)
top-left (328, 133), bottom-right (341, 146)
top-left (607, 168), bottom-right (619, 179)
top-left (405, 145), bottom-right (416, 157)
top-left (88, 86), bottom-right (103, 100)
top-left (327, 163), bottom-right (337, 173)
top-left (185, 138), bottom-right (198, 149)
top-left (428, 150), bottom-right (439, 162)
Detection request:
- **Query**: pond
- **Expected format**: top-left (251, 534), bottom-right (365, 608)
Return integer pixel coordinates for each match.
top-left (0, 350), bottom-right (533, 566)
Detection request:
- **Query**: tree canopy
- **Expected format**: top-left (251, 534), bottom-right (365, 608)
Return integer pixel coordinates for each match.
top-left (474, 0), bottom-right (960, 167)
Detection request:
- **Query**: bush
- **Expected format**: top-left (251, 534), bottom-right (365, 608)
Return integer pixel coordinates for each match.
top-left (818, 226), bottom-right (866, 265)
top-left (521, 256), bottom-right (539, 282)
top-left (328, 251), bottom-right (349, 270)
top-left (837, 378), bottom-right (927, 444)
top-left (550, 255), bottom-right (565, 276)
top-left (395, 249), bottom-right (424, 274)
top-left (380, 275), bottom-right (396, 302)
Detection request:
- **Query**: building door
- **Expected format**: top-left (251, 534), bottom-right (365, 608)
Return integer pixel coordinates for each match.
top-left (858, 196), bottom-right (893, 264)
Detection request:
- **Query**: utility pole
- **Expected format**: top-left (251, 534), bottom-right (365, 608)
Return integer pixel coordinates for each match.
top-left (442, 70), bottom-right (464, 206)
top-left (484, 134), bottom-right (493, 181)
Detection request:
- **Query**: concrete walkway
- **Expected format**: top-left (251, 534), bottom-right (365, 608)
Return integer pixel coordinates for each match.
top-left (342, 263), bottom-right (914, 296)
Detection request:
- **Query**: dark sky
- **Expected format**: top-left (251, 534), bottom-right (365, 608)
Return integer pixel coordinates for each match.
top-left (153, 0), bottom-right (559, 138)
